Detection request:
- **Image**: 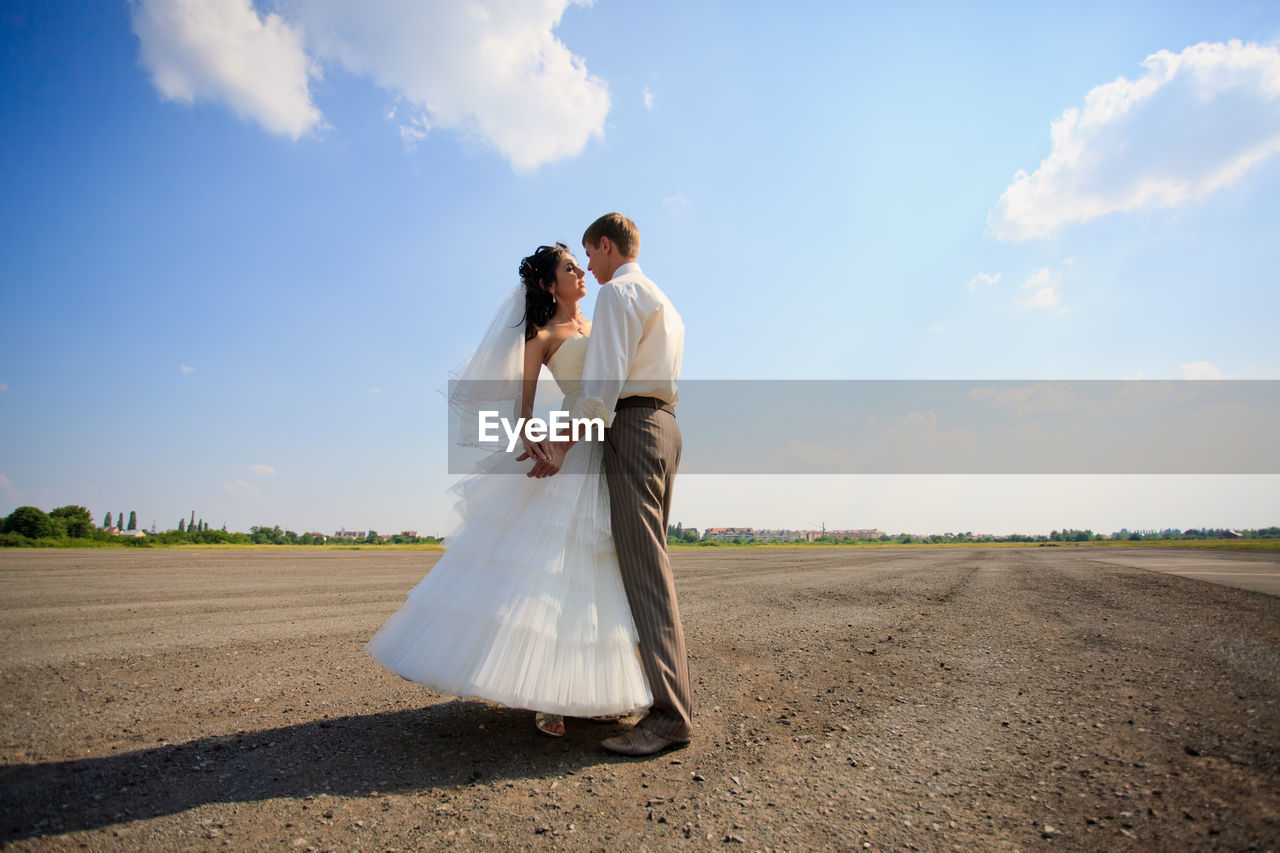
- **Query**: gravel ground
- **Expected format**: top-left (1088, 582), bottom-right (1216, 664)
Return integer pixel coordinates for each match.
top-left (0, 546), bottom-right (1277, 852)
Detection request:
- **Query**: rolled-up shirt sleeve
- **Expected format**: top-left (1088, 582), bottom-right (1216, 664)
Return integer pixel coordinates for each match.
top-left (572, 284), bottom-right (641, 428)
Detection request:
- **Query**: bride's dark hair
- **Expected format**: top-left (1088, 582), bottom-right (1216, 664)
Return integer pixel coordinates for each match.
top-left (518, 242), bottom-right (567, 340)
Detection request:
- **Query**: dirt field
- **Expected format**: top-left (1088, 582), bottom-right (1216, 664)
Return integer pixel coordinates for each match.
top-left (1, 547), bottom-right (1277, 851)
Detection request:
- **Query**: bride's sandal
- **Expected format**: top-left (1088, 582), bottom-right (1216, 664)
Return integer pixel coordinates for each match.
top-left (535, 712), bottom-right (565, 737)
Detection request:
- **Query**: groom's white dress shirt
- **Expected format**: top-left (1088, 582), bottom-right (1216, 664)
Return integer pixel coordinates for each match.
top-left (572, 262), bottom-right (684, 428)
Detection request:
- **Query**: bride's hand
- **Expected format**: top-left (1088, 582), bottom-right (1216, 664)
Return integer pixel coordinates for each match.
top-left (517, 436), bottom-right (550, 464)
top-left (526, 443), bottom-right (569, 478)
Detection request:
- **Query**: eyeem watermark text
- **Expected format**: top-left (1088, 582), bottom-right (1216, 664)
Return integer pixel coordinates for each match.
top-left (478, 411), bottom-right (605, 452)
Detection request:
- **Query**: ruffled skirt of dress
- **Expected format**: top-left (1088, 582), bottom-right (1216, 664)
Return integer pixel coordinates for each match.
top-left (365, 438), bottom-right (652, 717)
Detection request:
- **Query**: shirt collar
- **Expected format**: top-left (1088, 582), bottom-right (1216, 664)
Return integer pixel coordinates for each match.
top-left (611, 262), bottom-right (641, 281)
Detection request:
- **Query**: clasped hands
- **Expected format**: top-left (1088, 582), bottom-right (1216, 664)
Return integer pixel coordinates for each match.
top-left (516, 436), bottom-right (576, 478)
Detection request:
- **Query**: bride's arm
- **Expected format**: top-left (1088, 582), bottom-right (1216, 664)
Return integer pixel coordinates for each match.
top-left (518, 331), bottom-right (550, 462)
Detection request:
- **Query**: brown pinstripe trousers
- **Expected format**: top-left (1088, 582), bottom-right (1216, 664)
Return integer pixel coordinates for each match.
top-left (604, 402), bottom-right (692, 742)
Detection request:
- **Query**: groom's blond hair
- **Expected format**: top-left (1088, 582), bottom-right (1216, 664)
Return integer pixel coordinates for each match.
top-left (583, 213), bottom-right (640, 258)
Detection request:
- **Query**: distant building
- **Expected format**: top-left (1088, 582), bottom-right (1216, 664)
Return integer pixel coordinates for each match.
top-left (702, 527), bottom-right (756, 541)
top-left (703, 527), bottom-right (886, 542)
top-left (754, 528), bottom-right (809, 542)
top-left (824, 528), bottom-right (885, 540)
top-left (333, 528), bottom-right (365, 541)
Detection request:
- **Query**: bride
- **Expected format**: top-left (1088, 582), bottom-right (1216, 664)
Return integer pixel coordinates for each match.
top-left (365, 243), bottom-right (651, 737)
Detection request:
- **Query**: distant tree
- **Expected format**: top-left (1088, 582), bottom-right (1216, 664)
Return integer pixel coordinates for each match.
top-left (3, 506), bottom-right (55, 539)
top-left (128, 511), bottom-right (137, 531)
top-left (364, 530), bottom-right (380, 544)
top-left (250, 525), bottom-right (285, 545)
top-left (51, 505), bottom-right (95, 538)
top-left (178, 518), bottom-right (185, 533)
top-left (104, 511), bottom-right (113, 529)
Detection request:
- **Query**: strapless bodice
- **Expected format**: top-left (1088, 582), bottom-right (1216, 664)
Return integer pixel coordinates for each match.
top-left (546, 333), bottom-right (588, 398)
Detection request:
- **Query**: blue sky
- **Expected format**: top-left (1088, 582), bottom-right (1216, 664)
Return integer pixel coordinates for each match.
top-left (2, 0), bottom-right (1278, 536)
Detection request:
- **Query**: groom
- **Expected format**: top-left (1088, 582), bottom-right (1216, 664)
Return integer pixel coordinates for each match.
top-left (527, 212), bottom-right (692, 756)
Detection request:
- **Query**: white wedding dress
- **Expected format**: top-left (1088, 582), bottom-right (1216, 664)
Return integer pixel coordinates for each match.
top-left (365, 333), bottom-right (653, 716)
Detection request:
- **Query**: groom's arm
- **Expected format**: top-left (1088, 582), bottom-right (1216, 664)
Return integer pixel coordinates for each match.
top-left (572, 284), bottom-right (642, 428)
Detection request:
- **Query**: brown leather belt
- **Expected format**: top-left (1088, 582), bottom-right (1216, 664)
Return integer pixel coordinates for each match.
top-left (615, 395), bottom-right (675, 414)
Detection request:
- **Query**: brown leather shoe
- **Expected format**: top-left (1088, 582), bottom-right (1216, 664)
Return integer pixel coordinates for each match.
top-left (601, 726), bottom-right (688, 757)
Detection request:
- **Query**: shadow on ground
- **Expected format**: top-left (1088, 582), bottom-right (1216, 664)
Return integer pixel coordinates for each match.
top-left (0, 700), bottom-right (627, 842)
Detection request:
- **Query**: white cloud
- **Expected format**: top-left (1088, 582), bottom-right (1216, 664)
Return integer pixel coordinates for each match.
top-left (0, 382), bottom-right (8, 392)
top-left (643, 86), bottom-right (655, 111)
top-left (131, 0), bottom-right (322, 140)
top-left (250, 464), bottom-right (276, 475)
top-left (291, 0), bottom-right (608, 170)
top-left (181, 364), bottom-right (195, 374)
top-left (971, 382), bottom-right (1082, 419)
top-left (0, 473), bottom-right (12, 489)
top-left (1181, 360), bottom-right (1226, 379)
top-left (989, 40), bottom-right (1280, 240)
top-left (901, 411), bottom-right (939, 430)
top-left (966, 271), bottom-right (1000, 292)
top-left (132, 1), bottom-right (607, 169)
top-left (224, 478), bottom-right (262, 497)
top-left (369, 386), bottom-right (382, 396)
top-left (1019, 267), bottom-right (1060, 310)
top-left (398, 118), bottom-right (427, 152)
top-left (663, 191), bottom-right (689, 213)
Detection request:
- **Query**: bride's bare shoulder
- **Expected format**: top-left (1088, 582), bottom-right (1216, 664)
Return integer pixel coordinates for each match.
top-left (525, 327), bottom-right (552, 360)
